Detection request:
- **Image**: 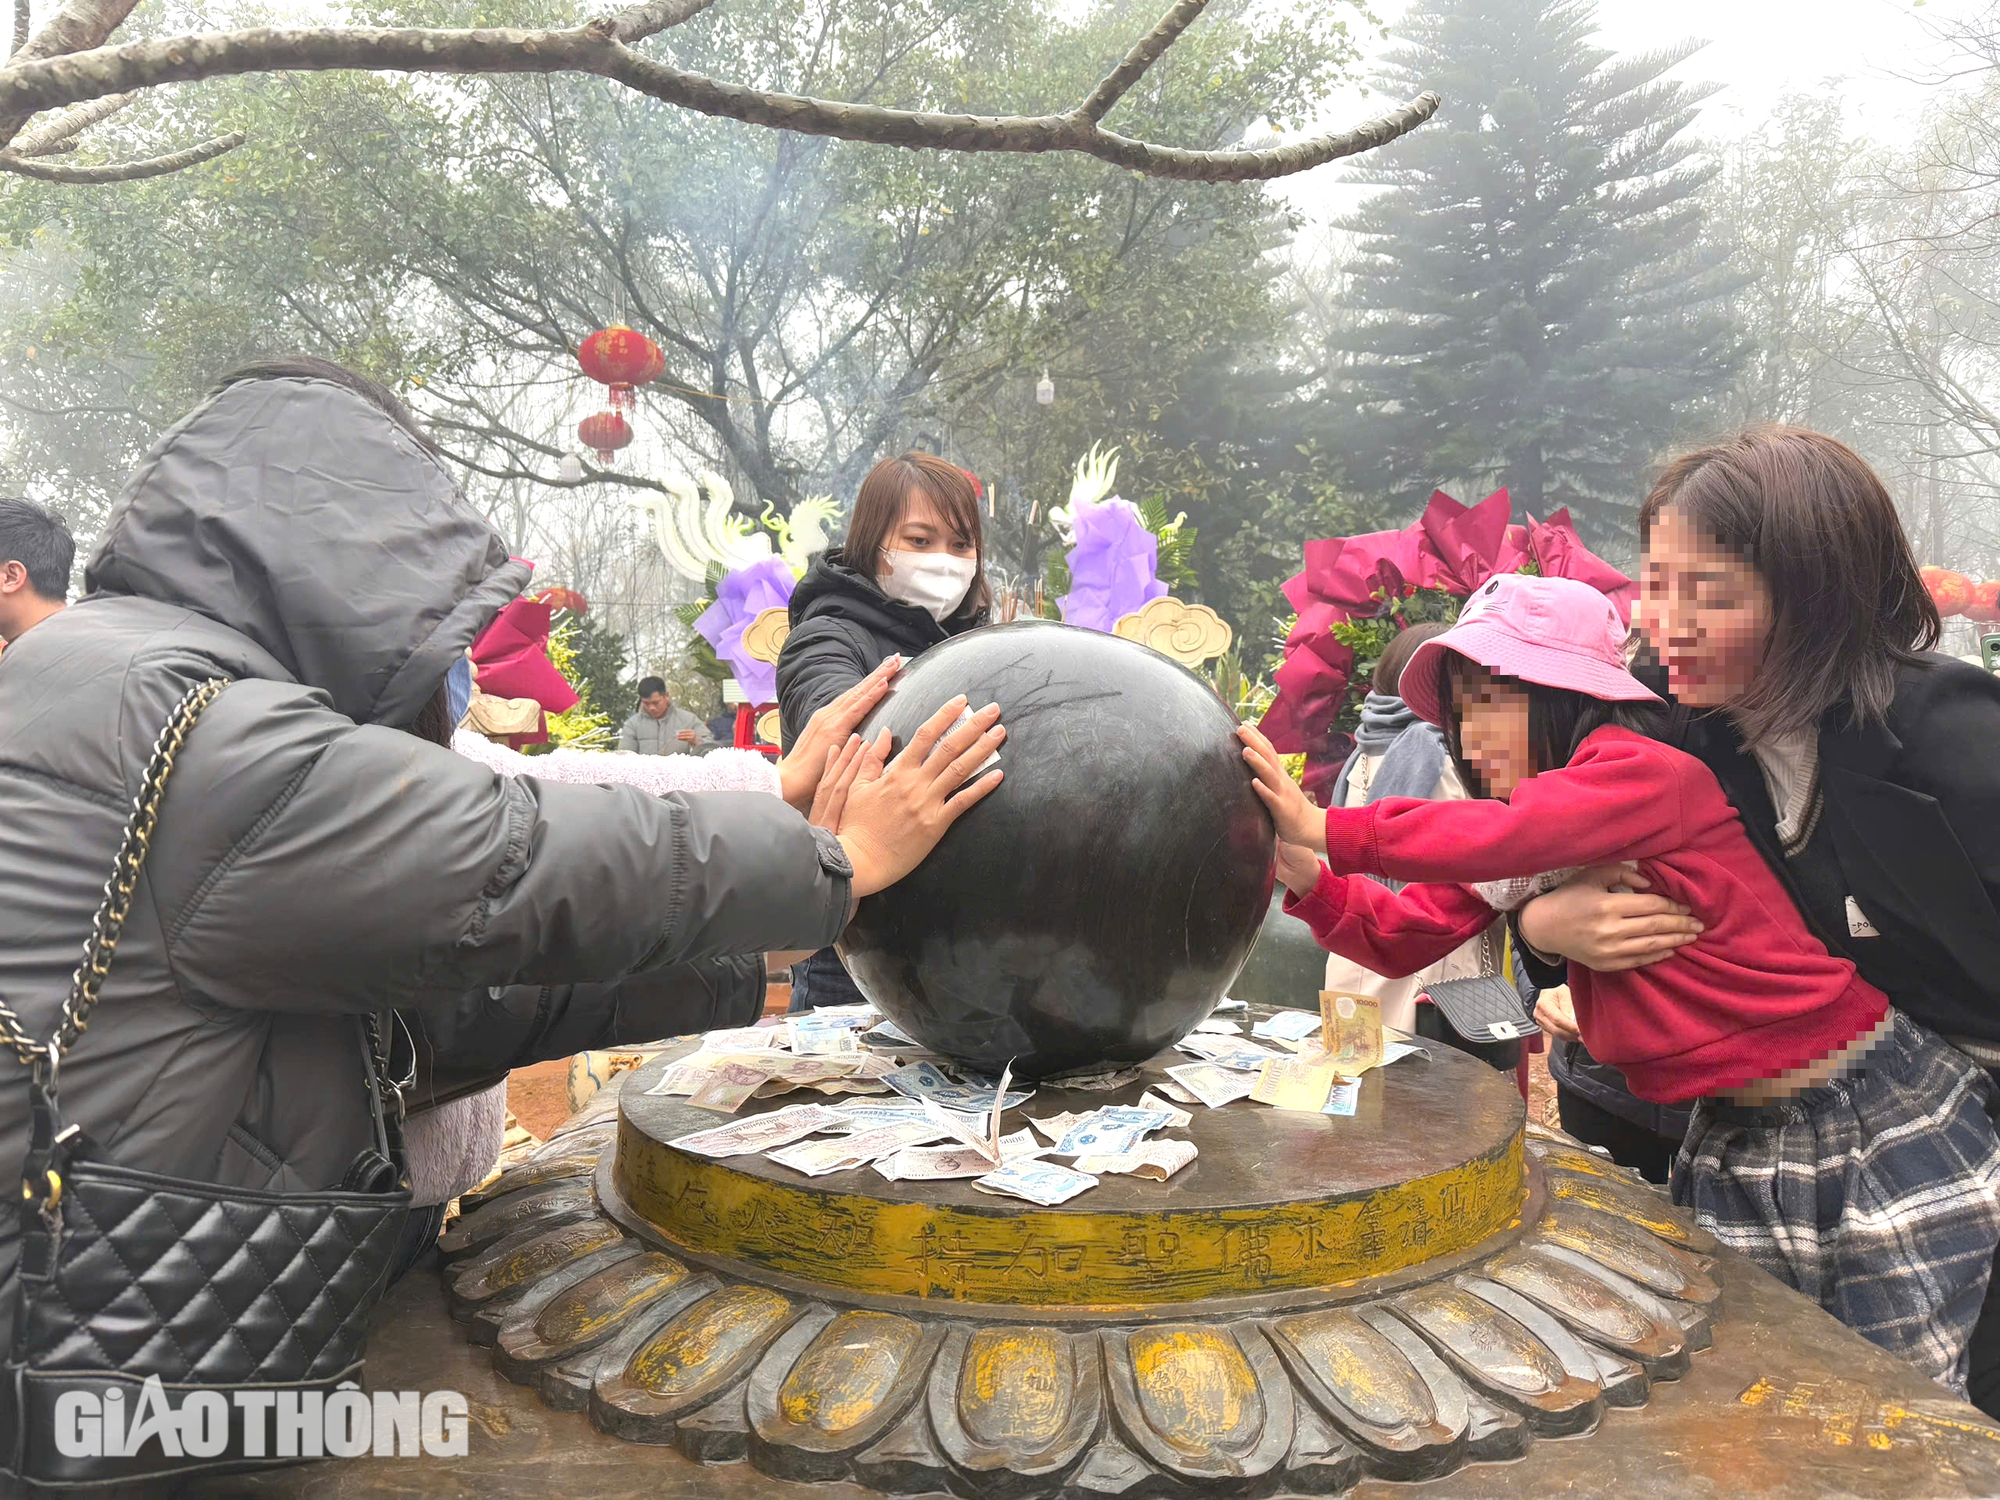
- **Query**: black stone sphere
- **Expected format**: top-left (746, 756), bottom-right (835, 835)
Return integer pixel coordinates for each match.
top-left (839, 621), bottom-right (1275, 1079)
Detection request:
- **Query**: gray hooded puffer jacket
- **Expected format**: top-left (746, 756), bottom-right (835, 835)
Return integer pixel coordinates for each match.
top-left (0, 376), bottom-right (852, 1348)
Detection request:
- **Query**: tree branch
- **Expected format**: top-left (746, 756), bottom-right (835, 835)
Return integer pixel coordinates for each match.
top-left (593, 0), bottom-right (715, 47)
top-left (1075, 0), bottom-right (1208, 125)
top-left (0, 23), bottom-right (1439, 183)
top-left (9, 82), bottom-right (124, 151)
top-left (0, 126), bottom-right (240, 179)
top-left (12, 0), bottom-right (28, 59)
top-left (0, 0), bottom-right (137, 145)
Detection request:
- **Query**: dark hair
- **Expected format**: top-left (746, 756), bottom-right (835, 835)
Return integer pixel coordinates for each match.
top-left (1640, 426), bottom-right (1938, 744)
top-left (844, 453), bottom-right (991, 617)
top-left (214, 356), bottom-right (443, 458)
top-left (1374, 621), bottom-right (1452, 697)
top-left (1433, 652), bottom-right (1664, 800)
top-left (637, 676), bottom-right (668, 699)
top-left (409, 680), bottom-right (457, 747)
top-left (0, 497), bottom-right (74, 599)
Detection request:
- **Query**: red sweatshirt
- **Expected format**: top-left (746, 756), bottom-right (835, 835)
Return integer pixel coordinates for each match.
top-left (1284, 725), bottom-right (1887, 1103)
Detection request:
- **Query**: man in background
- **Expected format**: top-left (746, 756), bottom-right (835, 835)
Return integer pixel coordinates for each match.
top-left (0, 497), bottom-right (72, 646)
top-left (617, 675), bottom-right (712, 755)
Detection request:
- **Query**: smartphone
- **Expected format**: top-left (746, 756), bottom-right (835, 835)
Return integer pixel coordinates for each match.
top-left (1985, 634), bottom-right (2000, 674)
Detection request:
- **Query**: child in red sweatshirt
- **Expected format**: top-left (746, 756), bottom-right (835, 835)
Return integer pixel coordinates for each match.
top-left (1241, 573), bottom-right (2000, 1393)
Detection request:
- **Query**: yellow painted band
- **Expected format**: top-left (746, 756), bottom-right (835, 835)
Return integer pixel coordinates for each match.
top-left (613, 1119), bottom-right (1524, 1309)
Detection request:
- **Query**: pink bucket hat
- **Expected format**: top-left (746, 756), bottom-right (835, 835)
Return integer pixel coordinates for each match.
top-left (1399, 573), bottom-right (1660, 729)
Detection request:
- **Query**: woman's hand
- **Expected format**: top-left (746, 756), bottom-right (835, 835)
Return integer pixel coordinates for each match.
top-left (1237, 723), bottom-right (1327, 851)
top-left (1274, 840), bottom-right (1323, 899)
top-left (1534, 986), bottom-right (1581, 1043)
top-left (778, 656), bottom-right (902, 813)
top-left (836, 696), bottom-right (1005, 898)
top-left (806, 731), bottom-right (892, 832)
top-left (1517, 865), bottom-right (1703, 972)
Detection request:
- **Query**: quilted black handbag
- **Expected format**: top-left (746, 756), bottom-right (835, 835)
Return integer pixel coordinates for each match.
top-left (0, 679), bottom-right (412, 1488)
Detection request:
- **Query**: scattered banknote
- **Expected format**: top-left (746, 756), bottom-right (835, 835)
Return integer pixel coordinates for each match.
top-left (875, 1131), bottom-right (1045, 1182)
top-left (808, 1003), bottom-right (880, 1024)
top-left (786, 1078), bottom-right (890, 1098)
top-left (644, 1061), bottom-right (702, 1097)
top-left (1321, 990), bottom-right (1384, 1075)
top-left (1051, 1106), bottom-right (1174, 1158)
top-left (1073, 1139), bottom-right (1197, 1181)
top-left (687, 1059), bottom-right (782, 1113)
top-left (1164, 1062), bottom-right (1257, 1108)
top-left (919, 1061), bottom-right (1017, 1165)
top-left (1136, 1090), bottom-right (1193, 1129)
top-left (1046, 1066), bottom-right (1145, 1092)
top-left (1384, 1039), bottom-right (1430, 1067)
top-left (767, 1118), bottom-right (946, 1176)
top-left (1028, 1111), bottom-right (1092, 1144)
top-left (1323, 1080), bottom-right (1361, 1117)
top-left (1251, 1010), bottom-right (1323, 1043)
top-left (1153, 1078), bottom-right (1201, 1107)
top-left (698, 1026), bottom-right (783, 1053)
top-left (1213, 996), bottom-right (1248, 1012)
top-left (787, 1016), bottom-right (861, 1056)
top-left (1175, 1035), bottom-right (1280, 1072)
top-left (1192, 1018), bottom-right (1242, 1035)
top-left (827, 1099), bottom-right (929, 1130)
top-left (865, 1019), bottom-right (920, 1047)
top-left (973, 1159), bottom-right (1097, 1205)
top-left (884, 1061), bottom-right (1033, 1113)
top-left (670, 1103), bottom-right (845, 1158)
top-left (849, 1053), bottom-right (900, 1079)
top-left (882, 1060), bottom-right (956, 1098)
top-left (1250, 1055), bottom-right (1340, 1113)
top-left (755, 1056), bottom-right (865, 1088)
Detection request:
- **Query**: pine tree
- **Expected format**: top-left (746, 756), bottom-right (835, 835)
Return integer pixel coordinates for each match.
top-left (1325, 0), bottom-right (1743, 545)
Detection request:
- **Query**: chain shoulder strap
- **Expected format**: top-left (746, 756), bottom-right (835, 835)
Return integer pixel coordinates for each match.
top-left (0, 679), bottom-right (230, 1078)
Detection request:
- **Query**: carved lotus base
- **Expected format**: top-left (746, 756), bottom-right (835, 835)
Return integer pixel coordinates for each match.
top-left (435, 1032), bottom-right (1725, 1496)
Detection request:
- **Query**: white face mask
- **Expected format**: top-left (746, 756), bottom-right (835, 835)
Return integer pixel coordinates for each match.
top-left (880, 549), bottom-right (977, 621)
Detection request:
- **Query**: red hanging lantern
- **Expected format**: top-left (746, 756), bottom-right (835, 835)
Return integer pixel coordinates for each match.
top-left (577, 410), bottom-right (632, 465)
top-left (579, 325), bottom-right (663, 414)
top-left (1923, 566), bottom-right (1975, 617)
top-left (1967, 580), bottom-right (2000, 624)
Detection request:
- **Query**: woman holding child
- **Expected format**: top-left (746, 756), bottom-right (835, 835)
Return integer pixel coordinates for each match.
top-left (1249, 426), bottom-right (2000, 1401)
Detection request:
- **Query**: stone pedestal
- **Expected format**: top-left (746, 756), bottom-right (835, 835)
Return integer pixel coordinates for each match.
top-left (223, 1021), bottom-right (2000, 1497)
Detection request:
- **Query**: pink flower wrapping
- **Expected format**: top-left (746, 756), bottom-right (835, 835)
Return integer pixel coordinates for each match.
top-left (1259, 489), bottom-right (1634, 752)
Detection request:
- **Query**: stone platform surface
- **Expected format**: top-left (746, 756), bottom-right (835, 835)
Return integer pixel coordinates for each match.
top-left (213, 1246), bottom-right (2000, 1499)
top-left (198, 1029), bottom-right (2000, 1498)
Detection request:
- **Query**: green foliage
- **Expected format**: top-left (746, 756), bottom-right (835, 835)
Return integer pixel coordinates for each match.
top-left (1321, 0), bottom-right (1745, 547)
top-left (1328, 587), bottom-right (1462, 713)
top-left (0, 0), bottom-right (1379, 668)
top-left (1136, 495), bottom-right (1199, 594)
top-left (540, 616), bottom-right (617, 749)
top-left (560, 610), bottom-right (630, 727)
top-left (670, 598), bottom-right (732, 684)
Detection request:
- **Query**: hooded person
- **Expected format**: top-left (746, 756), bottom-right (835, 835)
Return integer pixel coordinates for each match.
top-left (0, 362), bottom-right (1003, 1362)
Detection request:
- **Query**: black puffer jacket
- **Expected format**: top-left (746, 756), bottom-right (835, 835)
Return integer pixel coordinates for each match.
top-left (776, 549), bottom-right (987, 749)
top-left (0, 375), bottom-right (853, 1350)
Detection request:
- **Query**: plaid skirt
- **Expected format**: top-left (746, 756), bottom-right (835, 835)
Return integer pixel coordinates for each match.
top-left (1672, 1011), bottom-right (2000, 1392)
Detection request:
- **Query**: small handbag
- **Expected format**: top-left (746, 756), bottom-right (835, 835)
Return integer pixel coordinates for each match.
top-left (0, 679), bottom-right (413, 1488)
top-left (1419, 923), bottom-right (1539, 1045)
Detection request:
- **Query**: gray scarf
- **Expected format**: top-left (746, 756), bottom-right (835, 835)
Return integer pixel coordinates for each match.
top-left (1331, 696), bottom-right (1449, 892)
top-left (1333, 694), bottom-right (1446, 808)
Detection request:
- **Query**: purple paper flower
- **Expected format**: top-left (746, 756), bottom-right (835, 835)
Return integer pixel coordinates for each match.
top-left (1059, 497), bottom-right (1167, 634)
top-left (695, 554), bottom-right (795, 703)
